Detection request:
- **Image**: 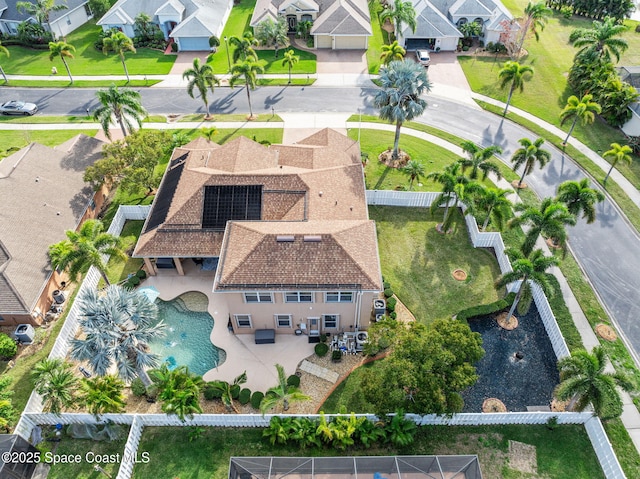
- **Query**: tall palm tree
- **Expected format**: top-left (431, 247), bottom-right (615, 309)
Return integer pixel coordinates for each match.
top-left (48, 40), bottom-right (75, 84)
top-left (495, 248), bottom-right (559, 325)
top-left (102, 31), bottom-right (136, 83)
top-left (93, 85), bottom-right (147, 139)
top-left (474, 187), bottom-right (512, 231)
top-left (230, 58), bottom-right (265, 119)
top-left (32, 359), bottom-right (78, 415)
top-left (380, 40), bottom-right (406, 65)
top-left (379, 0), bottom-right (417, 40)
top-left (556, 179), bottom-right (605, 224)
top-left (509, 197), bottom-right (577, 256)
top-left (260, 364), bottom-right (311, 413)
top-left (510, 137), bottom-right (550, 189)
top-left (16, 0), bottom-right (67, 33)
top-left (48, 219), bottom-right (126, 286)
top-left (150, 364), bottom-right (203, 421)
top-left (603, 142), bottom-right (633, 185)
top-left (281, 49), bottom-right (299, 83)
top-left (70, 285), bottom-right (166, 387)
top-left (0, 41), bottom-right (9, 84)
top-left (569, 17), bottom-right (629, 63)
top-left (458, 141), bottom-right (503, 180)
top-left (183, 58), bottom-right (220, 119)
top-left (255, 17), bottom-right (289, 58)
top-left (498, 61), bottom-right (534, 116)
top-left (229, 31), bottom-right (258, 63)
top-left (400, 159), bottom-right (426, 190)
top-left (516, 1), bottom-right (552, 55)
top-left (556, 346), bottom-right (633, 419)
top-left (80, 375), bottom-right (127, 419)
top-left (373, 60), bottom-right (431, 161)
top-left (559, 94), bottom-right (601, 145)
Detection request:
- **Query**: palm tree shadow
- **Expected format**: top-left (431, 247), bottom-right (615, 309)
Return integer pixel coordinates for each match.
top-left (373, 165), bottom-right (392, 190)
top-left (264, 87), bottom-right (285, 107)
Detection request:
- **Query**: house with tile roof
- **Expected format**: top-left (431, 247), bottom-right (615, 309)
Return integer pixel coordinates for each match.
top-left (400, 0), bottom-right (514, 52)
top-left (133, 129), bottom-right (383, 337)
top-left (0, 0), bottom-right (93, 38)
top-left (0, 135), bottom-right (108, 326)
top-left (97, 0), bottom-right (233, 51)
top-left (250, 0), bottom-right (372, 49)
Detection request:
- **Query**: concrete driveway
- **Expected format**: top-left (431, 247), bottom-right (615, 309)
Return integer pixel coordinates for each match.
top-left (315, 49), bottom-right (368, 74)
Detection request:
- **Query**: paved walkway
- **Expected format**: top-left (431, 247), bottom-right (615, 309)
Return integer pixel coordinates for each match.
top-left (299, 360), bottom-right (340, 383)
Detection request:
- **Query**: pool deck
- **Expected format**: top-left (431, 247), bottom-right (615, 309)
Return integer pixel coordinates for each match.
top-left (141, 265), bottom-right (316, 391)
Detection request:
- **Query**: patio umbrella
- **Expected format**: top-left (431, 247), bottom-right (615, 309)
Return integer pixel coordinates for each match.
top-left (138, 286), bottom-right (160, 303)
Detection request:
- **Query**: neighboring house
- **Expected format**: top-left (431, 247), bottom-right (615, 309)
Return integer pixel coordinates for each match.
top-left (0, 135), bottom-right (108, 327)
top-left (97, 0), bottom-right (233, 51)
top-left (618, 66), bottom-right (640, 137)
top-left (400, 0), bottom-right (514, 52)
top-left (133, 129), bottom-right (383, 337)
top-left (0, 0), bottom-right (93, 38)
top-left (250, 0), bottom-right (372, 49)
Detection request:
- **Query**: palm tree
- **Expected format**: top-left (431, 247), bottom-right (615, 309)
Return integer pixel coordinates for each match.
top-left (48, 41), bottom-right (75, 84)
top-left (379, 0), bottom-right (417, 40)
top-left (32, 359), bottom-right (78, 415)
top-left (80, 375), bottom-right (127, 419)
top-left (230, 58), bottom-right (265, 119)
top-left (603, 142), bottom-right (633, 185)
top-left (373, 60), bottom-right (431, 161)
top-left (93, 85), bottom-right (147, 139)
top-left (495, 248), bottom-right (559, 326)
top-left (559, 94), bottom-right (602, 145)
top-left (255, 17), bottom-right (289, 58)
top-left (0, 41), bottom-right (9, 84)
top-left (569, 17), bottom-right (629, 63)
top-left (516, 1), bottom-right (552, 55)
top-left (509, 197), bottom-right (577, 256)
top-left (208, 372), bottom-right (247, 413)
top-left (16, 0), bottom-right (67, 33)
top-left (458, 141), bottom-right (503, 180)
top-left (475, 187), bottom-right (512, 231)
top-left (498, 61), bottom-right (534, 116)
top-left (102, 31), bottom-right (136, 83)
top-left (48, 219), bottom-right (126, 286)
top-left (70, 285), bottom-right (166, 386)
top-left (510, 137), bottom-right (550, 189)
top-left (183, 58), bottom-right (220, 119)
top-left (380, 40), bottom-right (406, 65)
top-left (281, 49), bottom-right (299, 83)
top-left (400, 160), bottom-right (426, 190)
top-left (556, 346), bottom-right (633, 419)
top-left (556, 179), bottom-right (605, 224)
top-left (151, 364), bottom-right (203, 421)
top-left (427, 162), bottom-right (482, 233)
top-left (229, 31), bottom-right (258, 63)
top-left (260, 364), bottom-right (311, 413)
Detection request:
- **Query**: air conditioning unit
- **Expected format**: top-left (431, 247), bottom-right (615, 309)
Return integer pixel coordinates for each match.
top-left (375, 314), bottom-right (385, 322)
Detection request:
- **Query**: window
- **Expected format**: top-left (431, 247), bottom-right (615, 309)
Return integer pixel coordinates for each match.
top-left (275, 314), bottom-right (292, 328)
top-left (244, 292), bottom-right (273, 303)
top-left (84, 4), bottom-right (93, 16)
top-left (325, 292), bottom-right (353, 303)
top-left (322, 314), bottom-right (339, 329)
top-left (234, 314), bottom-right (252, 328)
top-left (284, 292), bottom-right (313, 303)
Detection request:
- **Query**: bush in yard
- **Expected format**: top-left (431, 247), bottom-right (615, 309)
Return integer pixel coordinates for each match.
top-left (129, 276), bottom-right (141, 286)
top-left (456, 292), bottom-right (516, 322)
top-left (250, 391), bottom-right (264, 409)
top-left (315, 343), bottom-right (329, 357)
top-left (386, 297), bottom-right (397, 312)
top-left (204, 381), bottom-right (224, 400)
top-left (130, 378), bottom-right (146, 397)
top-left (383, 288), bottom-right (394, 298)
top-left (389, 311), bottom-right (397, 320)
top-left (239, 388), bottom-right (252, 405)
top-left (0, 334), bottom-right (17, 360)
top-left (136, 269), bottom-right (147, 279)
top-left (230, 384), bottom-right (240, 399)
top-left (287, 374), bottom-right (300, 387)
top-left (332, 350), bottom-right (342, 362)
top-left (145, 384), bottom-right (158, 402)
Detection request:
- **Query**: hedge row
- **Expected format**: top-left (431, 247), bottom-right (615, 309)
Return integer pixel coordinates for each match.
top-left (456, 292), bottom-right (516, 322)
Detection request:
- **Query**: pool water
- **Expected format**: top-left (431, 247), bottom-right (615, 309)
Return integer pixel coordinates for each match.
top-left (149, 292), bottom-right (225, 377)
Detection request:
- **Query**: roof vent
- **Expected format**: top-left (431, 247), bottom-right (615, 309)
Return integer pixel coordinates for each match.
top-left (276, 235), bottom-right (295, 242)
top-left (303, 235), bottom-right (321, 242)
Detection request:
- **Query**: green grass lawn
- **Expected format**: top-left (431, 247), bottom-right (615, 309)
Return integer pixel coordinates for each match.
top-left (2, 79), bottom-right (162, 87)
top-left (366, 0), bottom-right (387, 74)
top-left (104, 221), bottom-right (145, 285)
top-left (177, 113), bottom-right (283, 122)
top-left (370, 206), bottom-right (502, 323)
top-left (0, 129), bottom-right (97, 159)
top-left (1, 20), bottom-right (175, 76)
top-left (132, 425), bottom-right (603, 479)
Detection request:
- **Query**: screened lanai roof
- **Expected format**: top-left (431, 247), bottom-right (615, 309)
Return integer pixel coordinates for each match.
top-left (229, 455), bottom-right (482, 479)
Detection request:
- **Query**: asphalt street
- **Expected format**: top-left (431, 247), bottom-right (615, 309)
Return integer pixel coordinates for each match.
top-left (2, 86), bottom-right (639, 364)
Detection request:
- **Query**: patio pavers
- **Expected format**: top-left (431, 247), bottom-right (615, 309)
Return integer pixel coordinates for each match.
top-left (300, 360), bottom-right (339, 383)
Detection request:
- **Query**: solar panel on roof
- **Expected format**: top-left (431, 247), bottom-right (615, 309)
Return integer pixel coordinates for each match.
top-left (202, 185), bottom-right (262, 230)
top-left (144, 158), bottom-right (186, 232)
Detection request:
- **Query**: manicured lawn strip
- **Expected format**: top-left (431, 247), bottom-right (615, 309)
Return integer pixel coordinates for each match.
top-left (369, 206), bottom-right (502, 323)
top-left (1, 21), bottom-right (175, 76)
top-left (254, 48), bottom-right (317, 74)
top-left (257, 78), bottom-right (316, 86)
top-left (177, 113), bottom-right (283, 122)
top-left (133, 424), bottom-right (603, 479)
top-left (366, 0), bottom-right (387, 74)
top-left (0, 114), bottom-right (165, 124)
top-left (604, 418), bottom-right (640, 479)
top-left (105, 221), bottom-right (145, 284)
top-left (2, 79), bottom-right (161, 87)
top-left (0, 129), bottom-right (97, 159)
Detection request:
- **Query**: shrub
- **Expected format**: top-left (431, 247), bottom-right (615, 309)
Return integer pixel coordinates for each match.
top-left (250, 391), bottom-right (264, 409)
top-left (315, 343), bottom-right (329, 357)
top-left (383, 281), bottom-right (391, 290)
top-left (129, 276), bottom-right (141, 286)
top-left (130, 378), bottom-right (146, 397)
top-left (332, 350), bottom-right (342, 362)
top-left (145, 385), bottom-right (158, 402)
top-left (560, 5), bottom-right (573, 18)
top-left (203, 382), bottom-right (223, 400)
top-left (386, 297), bottom-right (397, 312)
top-left (456, 292), bottom-right (516, 322)
top-left (383, 288), bottom-right (394, 298)
top-left (0, 333), bottom-right (17, 360)
top-left (230, 384), bottom-right (240, 399)
top-left (239, 388), bottom-right (252, 405)
top-left (287, 374), bottom-right (300, 387)
top-left (389, 311), bottom-right (397, 320)
top-left (136, 269), bottom-right (147, 279)
top-left (319, 333), bottom-right (328, 343)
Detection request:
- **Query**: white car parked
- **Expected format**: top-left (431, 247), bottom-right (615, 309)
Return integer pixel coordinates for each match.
top-left (415, 50), bottom-right (431, 67)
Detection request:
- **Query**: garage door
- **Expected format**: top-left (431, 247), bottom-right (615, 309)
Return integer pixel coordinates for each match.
top-left (334, 36), bottom-right (366, 49)
top-left (177, 37), bottom-right (209, 51)
top-left (404, 38), bottom-right (431, 51)
top-left (315, 35), bottom-right (332, 48)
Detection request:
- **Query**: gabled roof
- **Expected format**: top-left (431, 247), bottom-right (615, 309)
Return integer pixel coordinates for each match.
top-left (405, 0), bottom-right (461, 38)
top-left (155, 0), bottom-right (185, 16)
top-left (449, 0), bottom-right (492, 17)
top-left (279, 0), bottom-right (319, 12)
top-left (311, 0), bottom-right (371, 35)
top-left (169, 11), bottom-right (214, 37)
top-left (0, 0), bottom-right (88, 23)
top-left (0, 135), bottom-right (106, 314)
top-left (97, 8), bottom-right (134, 25)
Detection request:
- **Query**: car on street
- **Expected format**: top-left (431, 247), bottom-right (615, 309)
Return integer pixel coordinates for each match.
top-left (415, 50), bottom-right (431, 67)
top-left (0, 100), bottom-right (38, 116)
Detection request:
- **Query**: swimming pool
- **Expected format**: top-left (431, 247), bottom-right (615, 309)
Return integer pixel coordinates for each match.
top-left (149, 292), bottom-right (225, 377)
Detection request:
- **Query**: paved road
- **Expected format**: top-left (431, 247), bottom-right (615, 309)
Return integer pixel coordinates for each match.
top-left (2, 86), bottom-right (640, 364)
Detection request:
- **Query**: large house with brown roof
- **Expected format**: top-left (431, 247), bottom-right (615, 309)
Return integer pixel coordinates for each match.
top-left (133, 129), bottom-right (383, 337)
top-left (0, 135), bottom-right (108, 326)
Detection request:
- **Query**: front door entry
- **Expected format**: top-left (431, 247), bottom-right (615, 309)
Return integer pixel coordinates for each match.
top-left (287, 15), bottom-right (297, 33)
top-left (308, 317), bottom-right (319, 337)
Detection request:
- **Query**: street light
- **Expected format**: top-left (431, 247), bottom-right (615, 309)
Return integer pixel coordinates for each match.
top-left (224, 36), bottom-right (231, 73)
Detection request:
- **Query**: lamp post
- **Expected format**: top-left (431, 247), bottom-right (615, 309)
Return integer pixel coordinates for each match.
top-left (224, 36), bottom-right (231, 73)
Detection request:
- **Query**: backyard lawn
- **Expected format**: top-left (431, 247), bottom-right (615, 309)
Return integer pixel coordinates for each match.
top-left (104, 221), bottom-right (145, 285)
top-left (0, 129), bottom-right (97, 159)
top-left (366, 0), bottom-right (388, 74)
top-left (0, 21), bottom-right (175, 76)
